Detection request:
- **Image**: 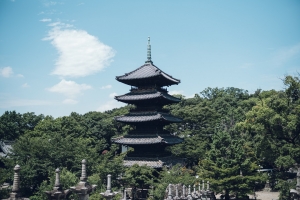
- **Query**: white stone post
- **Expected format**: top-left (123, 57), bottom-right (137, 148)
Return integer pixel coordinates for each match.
top-left (70, 159), bottom-right (97, 200)
top-left (188, 185), bottom-right (191, 197)
top-left (100, 174), bottom-right (117, 200)
top-left (207, 181), bottom-right (210, 191)
top-left (107, 174), bottom-right (112, 192)
top-left (12, 165), bottom-right (20, 193)
top-left (168, 184), bottom-right (172, 199)
top-left (193, 184), bottom-right (196, 194)
top-left (202, 180), bottom-right (205, 191)
top-left (54, 168), bottom-right (61, 188)
top-left (80, 159), bottom-right (87, 182)
top-left (123, 188), bottom-right (127, 200)
top-left (182, 185), bottom-right (186, 197)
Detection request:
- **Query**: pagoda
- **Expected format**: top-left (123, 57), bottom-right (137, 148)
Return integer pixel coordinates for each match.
top-left (113, 38), bottom-right (183, 168)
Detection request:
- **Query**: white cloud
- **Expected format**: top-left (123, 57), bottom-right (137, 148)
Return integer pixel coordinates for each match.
top-left (169, 90), bottom-right (184, 95)
top-left (0, 67), bottom-right (13, 77)
top-left (44, 1), bottom-right (59, 6)
top-left (96, 100), bottom-right (123, 112)
top-left (273, 43), bottom-right (300, 66)
top-left (62, 99), bottom-right (78, 105)
top-left (0, 67), bottom-right (24, 78)
top-left (169, 90), bottom-right (195, 98)
top-left (40, 18), bottom-right (52, 22)
top-left (22, 83), bottom-right (29, 88)
top-left (101, 84), bottom-right (112, 89)
top-left (109, 92), bottom-right (117, 98)
top-left (43, 22), bottom-right (115, 78)
top-left (96, 92), bottom-right (123, 112)
top-left (47, 79), bottom-right (91, 98)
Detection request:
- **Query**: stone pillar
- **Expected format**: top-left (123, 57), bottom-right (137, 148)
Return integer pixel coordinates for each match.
top-left (123, 188), bottom-right (127, 200)
top-left (45, 168), bottom-right (71, 200)
top-left (70, 159), bottom-right (97, 200)
top-left (187, 185), bottom-right (192, 200)
top-left (54, 168), bottom-right (61, 188)
top-left (193, 185), bottom-right (196, 194)
top-left (207, 181), bottom-right (210, 191)
top-left (187, 185), bottom-right (191, 197)
top-left (175, 184), bottom-right (179, 199)
top-left (10, 165), bottom-right (21, 199)
top-left (182, 185), bottom-right (186, 198)
top-left (198, 183), bottom-right (201, 194)
top-left (80, 159), bottom-right (87, 182)
top-left (4, 165), bottom-right (30, 200)
top-left (167, 184), bottom-right (172, 199)
top-left (202, 180), bottom-right (205, 191)
top-left (100, 174), bottom-right (118, 200)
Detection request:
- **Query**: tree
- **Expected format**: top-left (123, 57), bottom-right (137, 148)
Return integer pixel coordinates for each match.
top-left (0, 111), bottom-right (44, 140)
top-left (197, 131), bottom-right (264, 199)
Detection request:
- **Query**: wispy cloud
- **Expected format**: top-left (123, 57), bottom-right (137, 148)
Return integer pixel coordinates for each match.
top-left (0, 66), bottom-right (23, 78)
top-left (22, 83), bottom-right (29, 88)
top-left (96, 92), bottom-right (123, 112)
top-left (47, 79), bottom-right (91, 99)
top-left (48, 79), bottom-right (91, 104)
top-left (0, 67), bottom-right (13, 77)
top-left (0, 99), bottom-right (52, 108)
top-left (45, 1), bottom-right (56, 6)
top-left (273, 43), bottom-right (300, 66)
top-left (169, 90), bottom-right (184, 95)
top-left (43, 22), bottom-right (115, 78)
top-left (109, 92), bottom-right (117, 98)
top-left (169, 90), bottom-right (194, 98)
top-left (62, 99), bottom-right (78, 105)
top-left (101, 84), bottom-right (112, 89)
top-left (40, 18), bottom-right (52, 22)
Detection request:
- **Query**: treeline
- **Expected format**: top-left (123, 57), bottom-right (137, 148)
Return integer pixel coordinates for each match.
top-left (0, 75), bottom-right (299, 200)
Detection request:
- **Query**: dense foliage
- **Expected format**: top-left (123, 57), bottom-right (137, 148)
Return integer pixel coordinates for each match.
top-left (0, 75), bottom-right (299, 199)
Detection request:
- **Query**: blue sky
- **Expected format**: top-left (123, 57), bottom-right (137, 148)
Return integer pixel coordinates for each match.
top-left (0, 0), bottom-right (299, 118)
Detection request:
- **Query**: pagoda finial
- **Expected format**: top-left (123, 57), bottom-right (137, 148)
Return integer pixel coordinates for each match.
top-left (146, 37), bottom-right (152, 64)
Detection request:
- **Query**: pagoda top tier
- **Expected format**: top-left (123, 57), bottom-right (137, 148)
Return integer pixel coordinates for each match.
top-left (116, 37), bottom-right (180, 87)
top-left (116, 63), bottom-right (180, 87)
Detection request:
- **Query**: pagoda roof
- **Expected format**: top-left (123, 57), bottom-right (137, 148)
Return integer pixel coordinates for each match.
top-left (123, 156), bottom-right (184, 168)
top-left (115, 91), bottom-right (180, 104)
top-left (115, 112), bottom-right (182, 123)
top-left (116, 63), bottom-right (180, 87)
top-left (0, 140), bottom-right (13, 157)
top-left (112, 134), bottom-right (183, 145)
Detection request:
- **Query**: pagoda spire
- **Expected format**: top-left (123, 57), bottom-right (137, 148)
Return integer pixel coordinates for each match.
top-left (146, 37), bottom-right (152, 64)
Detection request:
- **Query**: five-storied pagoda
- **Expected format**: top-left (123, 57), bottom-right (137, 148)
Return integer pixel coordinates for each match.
top-left (113, 38), bottom-right (183, 168)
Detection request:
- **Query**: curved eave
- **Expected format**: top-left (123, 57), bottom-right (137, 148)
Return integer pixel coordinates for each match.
top-left (112, 135), bottom-right (183, 145)
top-left (116, 75), bottom-right (180, 87)
top-left (116, 64), bottom-right (180, 87)
top-left (115, 92), bottom-right (180, 104)
top-left (115, 113), bottom-right (182, 123)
